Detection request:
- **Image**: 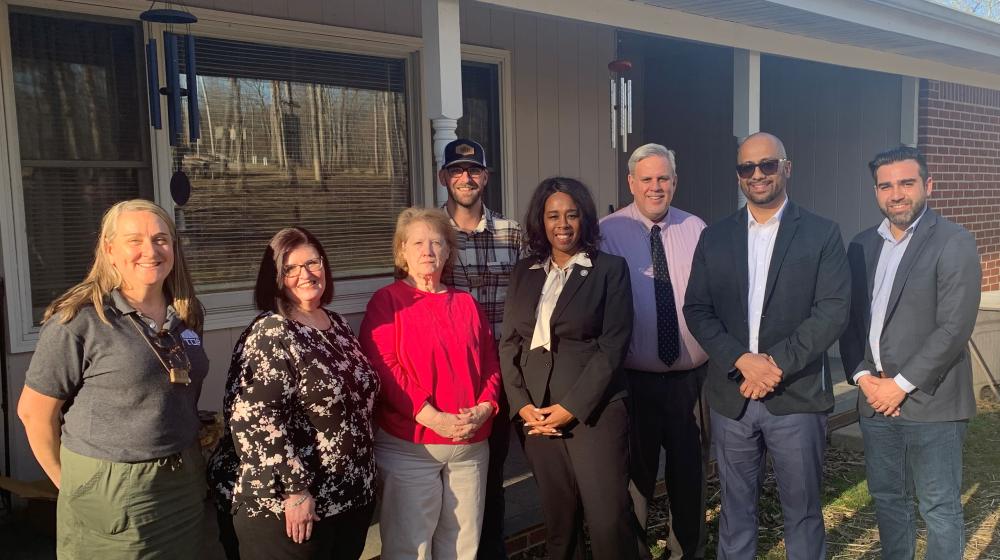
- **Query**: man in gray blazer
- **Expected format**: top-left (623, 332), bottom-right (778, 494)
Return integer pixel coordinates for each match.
top-left (840, 145), bottom-right (981, 560)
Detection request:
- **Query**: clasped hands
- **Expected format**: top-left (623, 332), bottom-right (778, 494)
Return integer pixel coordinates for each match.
top-left (735, 353), bottom-right (782, 400)
top-left (518, 403), bottom-right (574, 437)
top-left (416, 402), bottom-right (494, 442)
top-left (858, 373), bottom-right (904, 417)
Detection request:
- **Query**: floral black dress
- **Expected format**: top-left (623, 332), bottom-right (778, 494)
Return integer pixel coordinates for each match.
top-left (208, 310), bottom-right (380, 518)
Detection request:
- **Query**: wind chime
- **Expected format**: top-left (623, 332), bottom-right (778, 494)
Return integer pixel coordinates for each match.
top-left (140, 2), bottom-right (201, 206)
top-left (608, 58), bottom-right (633, 153)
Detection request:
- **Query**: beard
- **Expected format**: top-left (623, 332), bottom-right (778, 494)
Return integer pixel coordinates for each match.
top-left (449, 182), bottom-right (482, 208)
top-left (740, 180), bottom-right (785, 206)
top-left (880, 198), bottom-right (926, 229)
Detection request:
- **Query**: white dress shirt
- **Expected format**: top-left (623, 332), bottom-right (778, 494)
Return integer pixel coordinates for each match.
top-left (529, 252), bottom-right (594, 350)
top-left (852, 209), bottom-right (927, 393)
top-left (747, 199), bottom-right (788, 353)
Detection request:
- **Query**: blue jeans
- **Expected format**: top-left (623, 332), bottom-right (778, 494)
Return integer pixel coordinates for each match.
top-left (859, 415), bottom-right (968, 560)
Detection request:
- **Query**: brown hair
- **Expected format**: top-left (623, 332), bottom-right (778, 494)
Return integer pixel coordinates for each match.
top-left (391, 207), bottom-right (457, 280)
top-left (253, 227), bottom-right (335, 315)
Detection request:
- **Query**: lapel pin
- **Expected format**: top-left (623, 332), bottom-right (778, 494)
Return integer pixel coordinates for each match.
top-left (580, 269), bottom-right (589, 277)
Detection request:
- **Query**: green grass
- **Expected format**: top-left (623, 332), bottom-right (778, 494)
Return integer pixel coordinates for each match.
top-left (514, 397), bottom-right (1000, 559)
top-left (697, 398), bottom-right (1000, 560)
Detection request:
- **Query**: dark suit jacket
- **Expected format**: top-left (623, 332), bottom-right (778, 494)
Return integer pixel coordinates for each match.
top-left (499, 250), bottom-right (634, 424)
top-left (839, 208), bottom-right (981, 422)
top-left (683, 201), bottom-right (850, 419)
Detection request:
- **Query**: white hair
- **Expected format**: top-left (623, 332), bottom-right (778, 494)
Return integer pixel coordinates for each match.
top-left (628, 143), bottom-right (677, 176)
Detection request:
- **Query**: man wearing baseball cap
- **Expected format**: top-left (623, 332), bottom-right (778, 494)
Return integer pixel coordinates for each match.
top-left (439, 138), bottom-right (524, 559)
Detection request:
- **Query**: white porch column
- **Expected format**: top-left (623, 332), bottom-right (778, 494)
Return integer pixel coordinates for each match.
top-left (900, 75), bottom-right (919, 147)
top-left (733, 49), bottom-right (760, 208)
top-left (422, 0), bottom-right (463, 205)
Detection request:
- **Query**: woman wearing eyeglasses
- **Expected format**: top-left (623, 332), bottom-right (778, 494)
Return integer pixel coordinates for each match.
top-left (207, 226), bottom-right (380, 560)
top-left (17, 199), bottom-right (209, 557)
top-left (359, 207), bottom-right (502, 560)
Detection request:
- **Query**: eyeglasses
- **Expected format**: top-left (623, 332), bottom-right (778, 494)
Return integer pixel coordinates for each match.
top-left (447, 166), bottom-right (486, 179)
top-left (282, 257), bottom-right (324, 278)
top-left (736, 158), bottom-right (789, 179)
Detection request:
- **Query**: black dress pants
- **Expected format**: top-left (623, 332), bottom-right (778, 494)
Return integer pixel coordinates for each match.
top-left (627, 367), bottom-right (707, 560)
top-left (232, 501), bottom-right (375, 560)
top-left (521, 398), bottom-right (639, 560)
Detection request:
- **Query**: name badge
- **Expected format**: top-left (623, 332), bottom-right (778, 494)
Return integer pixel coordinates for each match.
top-left (181, 329), bottom-right (201, 347)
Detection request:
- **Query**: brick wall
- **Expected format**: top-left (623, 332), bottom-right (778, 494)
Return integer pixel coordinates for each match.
top-left (919, 79), bottom-right (1000, 291)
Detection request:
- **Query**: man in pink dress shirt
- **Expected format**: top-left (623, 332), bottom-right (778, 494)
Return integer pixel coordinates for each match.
top-left (601, 144), bottom-right (709, 560)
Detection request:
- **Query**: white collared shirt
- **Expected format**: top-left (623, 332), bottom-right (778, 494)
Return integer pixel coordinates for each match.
top-left (529, 252), bottom-right (594, 350)
top-left (747, 199), bottom-right (788, 353)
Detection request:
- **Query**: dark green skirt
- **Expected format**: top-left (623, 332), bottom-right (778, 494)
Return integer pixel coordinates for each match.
top-left (57, 445), bottom-right (206, 559)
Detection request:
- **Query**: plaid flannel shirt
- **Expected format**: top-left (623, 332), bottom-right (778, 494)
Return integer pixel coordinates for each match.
top-left (441, 205), bottom-right (525, 339)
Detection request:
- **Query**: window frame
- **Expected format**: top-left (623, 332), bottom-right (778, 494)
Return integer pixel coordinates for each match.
top-left (0, 0), bottom-right (514, 352)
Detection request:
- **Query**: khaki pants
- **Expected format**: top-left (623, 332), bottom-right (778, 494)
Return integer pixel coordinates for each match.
top-left (375, 431), bottom-right (489, 560)
top-left (57, 445), bottom-right (206, 559)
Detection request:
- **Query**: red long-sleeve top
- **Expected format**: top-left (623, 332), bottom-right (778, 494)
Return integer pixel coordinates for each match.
top-left (359, 280), bottom-right (501, 444)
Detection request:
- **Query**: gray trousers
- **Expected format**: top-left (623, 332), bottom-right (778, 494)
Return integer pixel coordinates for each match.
top-left (710, 400), bottom-right (827, 560)
top-left (375, 431), bottom-right (489, 560)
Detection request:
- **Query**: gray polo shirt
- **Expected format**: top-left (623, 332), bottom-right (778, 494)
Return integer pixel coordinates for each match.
top-left (25, 291), bottom-right (209, 462)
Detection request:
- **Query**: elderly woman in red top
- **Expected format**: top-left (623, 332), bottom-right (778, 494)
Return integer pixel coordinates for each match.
top-left (360, 207), bottom-right (501, 560)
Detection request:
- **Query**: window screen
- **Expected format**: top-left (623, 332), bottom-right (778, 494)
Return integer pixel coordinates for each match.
top-left (9, 10), bottom-right (153, 324)
top-left (173, 37), bottom-right (411, 293)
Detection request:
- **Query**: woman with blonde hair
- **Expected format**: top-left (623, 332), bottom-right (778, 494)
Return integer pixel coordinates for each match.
top-left (18, 199), bottom-right (209, 558)
top-left (359, 207), bottom-right (502, 560)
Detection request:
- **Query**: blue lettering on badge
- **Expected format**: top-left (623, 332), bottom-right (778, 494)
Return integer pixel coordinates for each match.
top-left (181, 329), bottom-right (201, 346)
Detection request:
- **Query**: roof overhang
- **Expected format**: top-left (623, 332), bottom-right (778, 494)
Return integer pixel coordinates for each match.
top-left (475, 0), bottom-right (1000, 89)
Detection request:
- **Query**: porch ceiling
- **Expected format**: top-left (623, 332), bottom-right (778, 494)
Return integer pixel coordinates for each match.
top-left (640, 0), bottom-right (1000, 74)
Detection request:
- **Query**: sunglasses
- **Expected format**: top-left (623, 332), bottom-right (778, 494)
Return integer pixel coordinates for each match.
top-left (151, 330), bottom-right (193, 384)
top-left (736, 158), bottom-right (788, 179)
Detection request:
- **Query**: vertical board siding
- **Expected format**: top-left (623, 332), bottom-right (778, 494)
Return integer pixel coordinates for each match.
top-left (288, 0), bottom-right (323, 23)
top-left (557, 20), bottom-right (581, 179)
top-left (577, 24), bottom-right (601, 205)
top-left (511, 12), bottom-right (540, 220)
top-left (761, 56), bottom-right (901, 242)
top-left (628, 34), bottom-right (735, 225)
top-left (457, 4), bottom-right (615, 220)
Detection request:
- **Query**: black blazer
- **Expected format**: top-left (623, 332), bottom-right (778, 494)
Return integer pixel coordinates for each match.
top-left (839, 209), bottom-right (980, 422)
top-left (499, 250), bottom-right (634, 424)
top-left (683, 201), bottom-right (850, 419)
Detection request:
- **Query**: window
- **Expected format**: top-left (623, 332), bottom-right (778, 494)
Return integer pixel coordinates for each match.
top-left (8, 10), bottom-right (152, 325)
top-left (457, 61), bottom-right (503, 213)
top-left (173, 37), bottom-right (411, 294)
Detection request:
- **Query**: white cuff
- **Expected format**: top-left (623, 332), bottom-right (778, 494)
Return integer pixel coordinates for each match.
top-left (853, 370), bottom-right (872, 383)
top-left (893, 374), bottom-right (917, 393)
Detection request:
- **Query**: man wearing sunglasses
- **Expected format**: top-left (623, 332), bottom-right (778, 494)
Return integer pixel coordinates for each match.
top-left (438, 138), bottom-right (524, 560)
top-left (840, 146), bottom-right (979, 559)
top-left (684, 132), bottom-right (850, 559)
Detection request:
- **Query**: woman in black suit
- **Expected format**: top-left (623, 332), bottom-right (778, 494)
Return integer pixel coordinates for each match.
top-left (499, 177), bottom-right (638, 560)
